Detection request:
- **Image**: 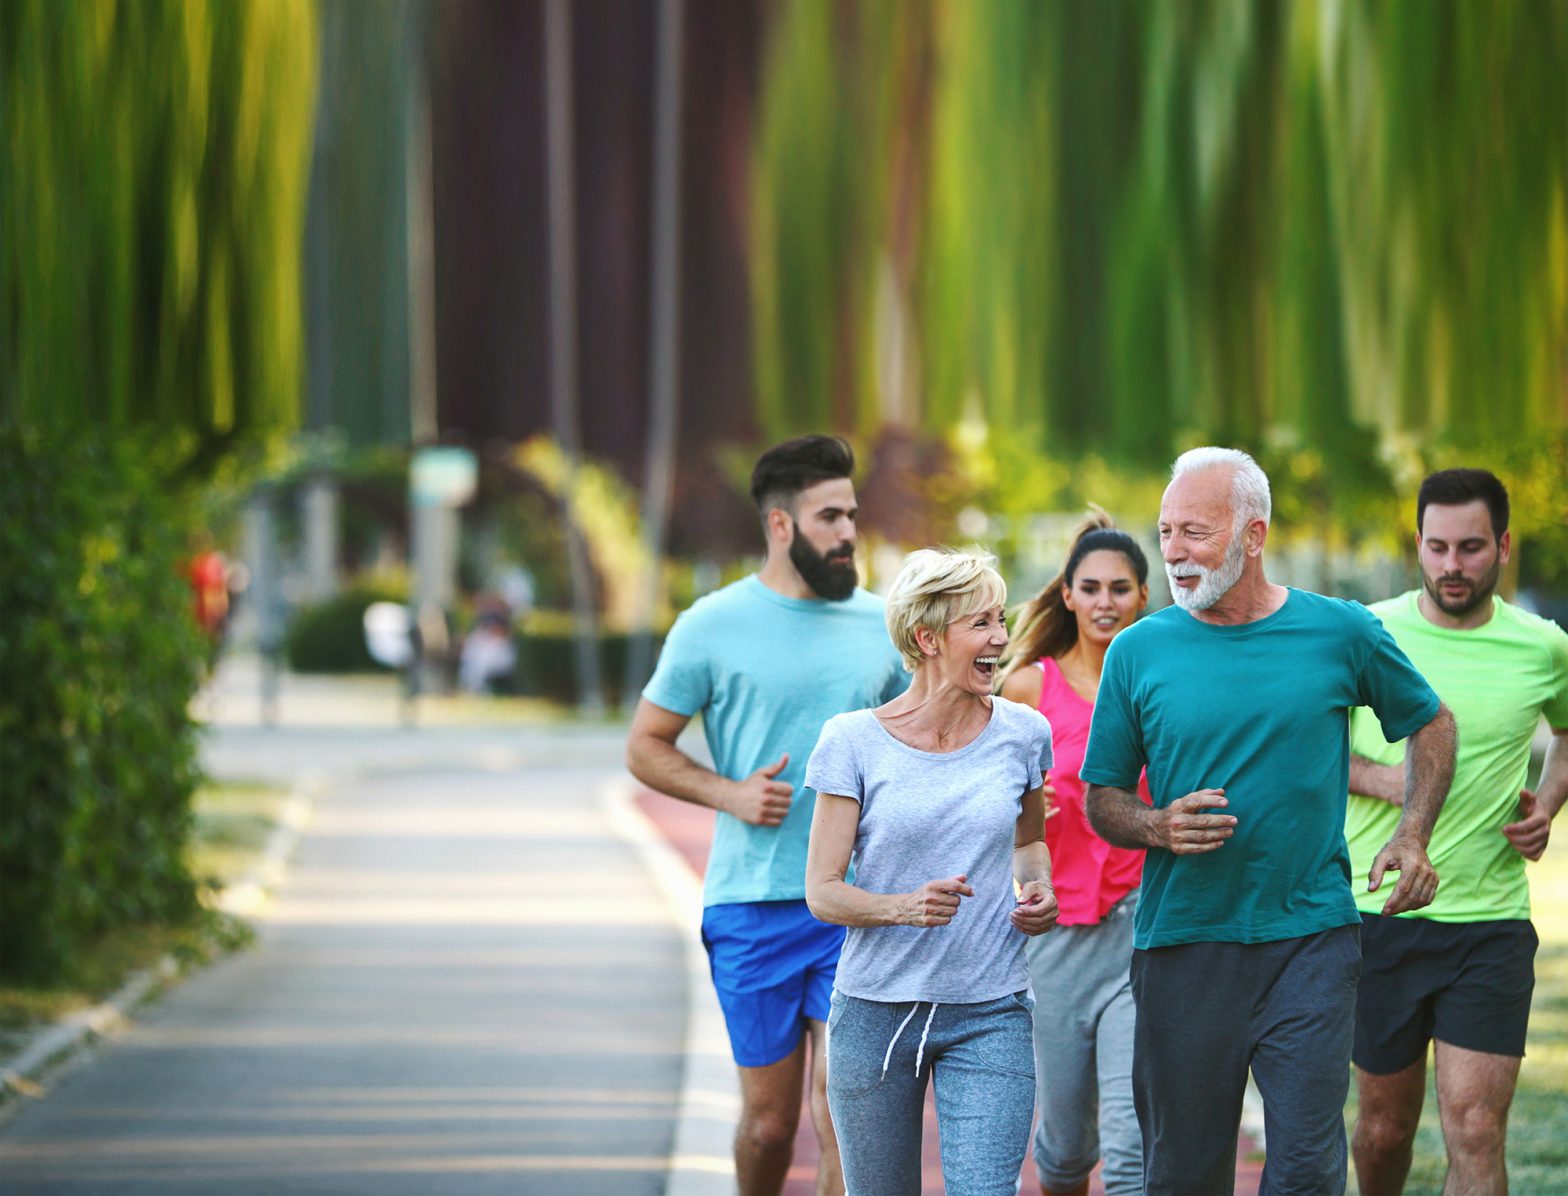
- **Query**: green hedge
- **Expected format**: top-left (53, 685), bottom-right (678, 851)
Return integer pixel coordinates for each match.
top-left (0, 427), bottom-right (204, 982)
top-left (284, 584), bottom-right (407, 674)
top-left (517, 630), bottom-right (663, 708)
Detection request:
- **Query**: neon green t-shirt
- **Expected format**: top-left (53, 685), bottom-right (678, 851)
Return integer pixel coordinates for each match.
top-left (1346, 592), bottom-right (1568, 922)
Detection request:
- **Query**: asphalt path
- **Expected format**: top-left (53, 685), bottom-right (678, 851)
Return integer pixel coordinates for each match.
top-left (0, 717), bottom-right (687, 1194)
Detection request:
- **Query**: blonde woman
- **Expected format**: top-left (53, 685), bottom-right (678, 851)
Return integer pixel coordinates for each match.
top-left (997, 513), bottom-right (1149, 1196)
top-left (805, 547), bottom-right (1057, 1195)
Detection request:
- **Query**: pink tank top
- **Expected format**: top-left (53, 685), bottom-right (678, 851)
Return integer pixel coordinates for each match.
top-left (1035, 656), bottom-right (1148, 924)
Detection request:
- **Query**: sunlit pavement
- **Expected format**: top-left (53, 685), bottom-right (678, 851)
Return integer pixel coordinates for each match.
top-left (0, 658), bottom-right (1265, 1194)
top-left (0, 661), bottom-right (686, 1194)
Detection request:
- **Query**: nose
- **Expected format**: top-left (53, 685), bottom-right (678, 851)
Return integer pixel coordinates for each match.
top-left (1162, 535), bottom-right (1184, 564)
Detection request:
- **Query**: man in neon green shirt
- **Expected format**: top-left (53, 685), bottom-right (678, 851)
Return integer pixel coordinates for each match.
top-left (1347, 468), bottom-right (1568, 1196)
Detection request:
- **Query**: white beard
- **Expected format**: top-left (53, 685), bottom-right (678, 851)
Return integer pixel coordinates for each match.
top-left (1167, 538), bottom-right (1246, 612)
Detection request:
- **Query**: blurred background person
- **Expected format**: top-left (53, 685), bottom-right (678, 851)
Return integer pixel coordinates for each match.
top-left (998, 513), bottom-right (1150, 1196)
top-left (805, 548), bottom-right (1058, 1196)
top-left (457, 597), bottom-right (518, 695)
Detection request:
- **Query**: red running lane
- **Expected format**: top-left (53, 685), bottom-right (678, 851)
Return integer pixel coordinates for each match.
top-left (633, 788), bottom-right (1265, 1196)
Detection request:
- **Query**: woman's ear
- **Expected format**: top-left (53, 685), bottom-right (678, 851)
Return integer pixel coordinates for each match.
top-left (1137, 583), bottom-right (1149, 613)
top-left (1061, 581), bottom-right (1077, 611)
top-left (914, 623), bottom-right (941, 658)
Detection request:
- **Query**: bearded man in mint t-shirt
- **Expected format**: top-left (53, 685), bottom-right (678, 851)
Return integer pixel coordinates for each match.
top-left (626, 435), bottom-right (906, 1196)
top-left (1082, 447), bottom-right (1457, 1196)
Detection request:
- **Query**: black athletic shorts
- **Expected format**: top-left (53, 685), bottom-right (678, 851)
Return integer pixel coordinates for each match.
top-left (1353, 913), bottom-right (1537, 1074)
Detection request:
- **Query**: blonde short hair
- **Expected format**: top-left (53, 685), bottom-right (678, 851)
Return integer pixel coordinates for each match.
top-left (884, 548), bottom-right (1007, 671)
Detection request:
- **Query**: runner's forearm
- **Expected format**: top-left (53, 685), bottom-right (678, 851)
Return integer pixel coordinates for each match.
top-left (1086, 783), bottom-right (1160, 850)
top-left (1349, 754), bottom-right (1405, 805)
top-left (1013, 839), bottom-right (1052, 888)
top-left (1395, 704), bottom-right (1456, 843)
top-left (626, 733), bottom-right (735, 813)
top-left (1535, 729), bottom-right (1568, 820)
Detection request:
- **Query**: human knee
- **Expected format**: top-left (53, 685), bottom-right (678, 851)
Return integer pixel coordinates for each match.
top-left (738, 1106), bottom-right (800, 1156)
top-left (1354, 1106), bottom-right (1419, 1158)
top-left (1443, 1103), bottom-right (1508, 1163)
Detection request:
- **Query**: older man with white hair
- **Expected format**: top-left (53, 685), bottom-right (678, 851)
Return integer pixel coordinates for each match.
top-left (1082, 447), bottom-right (1457, 1196)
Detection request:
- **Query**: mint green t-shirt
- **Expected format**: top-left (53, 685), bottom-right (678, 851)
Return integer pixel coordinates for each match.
top-left (1081, 589), bottom-right (1440, 950)
top-left (643, 575), bottom-right (908, 907)
top-left (1347, 592), bottom-right (1568, 922)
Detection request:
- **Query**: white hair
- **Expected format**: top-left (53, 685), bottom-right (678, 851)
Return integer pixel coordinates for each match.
top-left (884, 548), bottom-right (1006, 672)
top-left (1171, 446), bottom-right (1271, 534)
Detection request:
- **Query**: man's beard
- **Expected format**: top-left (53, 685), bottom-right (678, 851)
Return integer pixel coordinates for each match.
top-left (790, 524), bottom-right (857, 601)
top-left (1166, 535), bottom-right (1247, 612)
top-left (1423, 558), bottom-right (1500, 618)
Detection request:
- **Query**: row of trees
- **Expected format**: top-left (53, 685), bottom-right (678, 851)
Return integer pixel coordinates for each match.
top-left (749, 0), bottom-right (1566, 570)
top-left (1, 0), bottom-right (317, 980)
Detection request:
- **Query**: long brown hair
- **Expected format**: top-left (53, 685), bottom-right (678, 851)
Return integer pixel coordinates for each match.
top-left (996, 508), bottom-right (1149, 689)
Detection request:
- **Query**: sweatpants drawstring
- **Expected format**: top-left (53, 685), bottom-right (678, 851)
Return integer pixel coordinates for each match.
top-left (881, 1001), bottom-right (941, 1079)
top-left (914, 1002), bottom-right (939, 1076)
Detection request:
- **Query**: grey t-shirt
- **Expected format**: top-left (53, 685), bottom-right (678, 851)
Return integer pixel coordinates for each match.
top-left (805, 697), bottom-right (1053, 1003)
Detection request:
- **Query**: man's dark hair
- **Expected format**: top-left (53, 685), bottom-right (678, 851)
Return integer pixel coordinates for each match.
top-left (749, 435), bottom-right (855, 515)
top-left (1417, 468), bottom-right (1510, 539)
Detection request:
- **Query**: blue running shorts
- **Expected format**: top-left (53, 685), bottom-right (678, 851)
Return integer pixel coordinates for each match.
top-left (700, 899), bottom-right (846, 1068)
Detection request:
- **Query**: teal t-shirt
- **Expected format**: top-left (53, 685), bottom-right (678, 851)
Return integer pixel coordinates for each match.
top-left (1081, 589), bottom-right (1440, 949)
top-left (1347, 593), bottom-right (1568, 922)
top-left (643, 575), bottom-right (908, 906)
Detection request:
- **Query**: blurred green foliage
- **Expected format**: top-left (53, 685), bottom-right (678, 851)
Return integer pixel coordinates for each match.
top-left (749, 0), bottom-right (1566, 584)
top-left (0, 0), bottom-right (317, 981)
top-left (1, 0), bottom-right (317, 467)
top-left (0, 428), bottom-right (205, 983)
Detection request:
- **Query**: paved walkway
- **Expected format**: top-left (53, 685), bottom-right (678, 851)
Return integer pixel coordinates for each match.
top-left (0, 669), bottom-right (690, 1194)
top-left (2, 660), bottom-right (1267, 1193)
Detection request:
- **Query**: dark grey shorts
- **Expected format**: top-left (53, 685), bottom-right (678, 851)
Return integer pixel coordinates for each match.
top-left (1354, 913), bottom-right (1536, 1073)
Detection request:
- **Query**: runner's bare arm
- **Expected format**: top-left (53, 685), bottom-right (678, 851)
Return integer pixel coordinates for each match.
top-left (1349, 753), bottom-right (1405, 804)
top-left (805, 792), bottom-right (973, 928)
top-left (1086, 784), bottom-right (1235, 854)
top-left (1011, 787), bottom-right (1058, 936)
top-left (1503, 724), bottom-right (1568, 861)
top-left (1368, 703), bottom-right (1457, 914)
top-left (625, 698), bottom-right (793, 826)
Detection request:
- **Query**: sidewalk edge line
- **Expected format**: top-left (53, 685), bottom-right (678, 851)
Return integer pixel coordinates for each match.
top-left (601, 778), bottom-right (738, 1196)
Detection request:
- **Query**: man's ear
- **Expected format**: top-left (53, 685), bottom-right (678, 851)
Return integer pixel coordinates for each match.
top-left (765, 506), bottom-right (793, 545)
top-left (1246, 517), bottom-right (1270, 557)
top-left (1498, 529), bottom-right (1512, 566)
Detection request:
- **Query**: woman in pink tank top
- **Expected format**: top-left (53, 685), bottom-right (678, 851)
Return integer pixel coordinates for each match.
top-left (999, 511), bottom-right (1150, 1196)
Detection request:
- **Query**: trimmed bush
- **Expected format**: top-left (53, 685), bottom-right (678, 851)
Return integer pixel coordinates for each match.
top-left (0, 428), bottom-right (205, 983)
top-left (284, 583), bottom-right (408, 674)
top-left (517, 629), bottom-right (664, 708)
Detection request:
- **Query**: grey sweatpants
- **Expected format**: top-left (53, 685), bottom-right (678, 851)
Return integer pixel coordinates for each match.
top-left (1025, 889), bottom-right (1142, 1196)
top-left (1129, 924), bottom-right (1360, 1196)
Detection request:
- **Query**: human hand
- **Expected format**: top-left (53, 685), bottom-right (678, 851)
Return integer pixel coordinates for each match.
top-left (1502, 789), bottom-right (1551, 861)
top-left (1011, 880), bottom-right (1059, 936)
top-left (901, 875), bottom-right (973, 927)
top-left (1041, 778), bottom-right (1060, 823)
top-left (1154, 789), bottom-right (1235, 855)
top-left (725, 754), bottom-right (793, 826)
top-left (1368, 830), bottom-right (1439, 914)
